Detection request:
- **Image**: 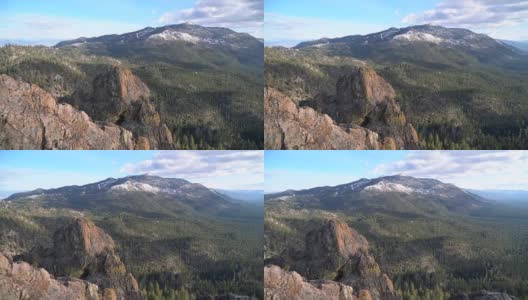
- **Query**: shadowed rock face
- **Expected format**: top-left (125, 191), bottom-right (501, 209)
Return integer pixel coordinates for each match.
top-left (265, 220), bottom-right (400, 300)
top-left (0, 252), bottom-right (101, 300)
top-left (22, 219), bottom-right (143, 300)
top-left (335, 68), bottom-right (396, 124)
top-left (315, 67), bottom-right (419, 150)
top-left (66, 66), bottom-right (173, 149)
top-left (264, 87), bottom-right (382, 150)
top-left (0, 74), bottom-right (136, 150)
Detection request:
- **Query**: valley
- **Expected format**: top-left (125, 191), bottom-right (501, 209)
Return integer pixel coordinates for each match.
top-left (0, 23), bottom-right (264, 150)
top-left (0, 175), bottom-right (264, 299)
top-left (265, 25), bottom-right (528, 150)
top-left (264, 175), bottom-right (528, 299)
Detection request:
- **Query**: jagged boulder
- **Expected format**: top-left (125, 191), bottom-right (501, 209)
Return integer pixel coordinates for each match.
top-left (303, 220), bottom-right (399, 300)
top-left (313, 67), bottom-right (419, 149)
top-left (68, 66), bottom-right (173, 149)
top-left (264, 87), bottom-right (381, 150)
top-left (0, 252), bottom-right (102, 300)
top-left (0, 75), bottom-right (136, 150)
top-left (264, 265), bottom-right (357, 300)
top-left (22, 219), bottom-right (143, 300)
top-left (335, 68), bottom-right (396, 124)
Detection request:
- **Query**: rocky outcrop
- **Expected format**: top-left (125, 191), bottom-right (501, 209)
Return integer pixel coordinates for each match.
top-left (265, 67), bottom-right (420, 150)
top-left (0, 74), bottom-right (136, 150)
top-left (264, 87), bottom-right (382, 150)
top-left (264, 265), bottom-right (357, 300)
top-left (21, 219), bottom-right (142, 300)
top-left (0, 67), bottom-right (173, 149)
top-left (303, 220), bottom-right (400, 300)
top-left (316, 67), bottom-right (419, 150)
top-left (265, 220), bottom-right (400, 300)
top-left (67, 66), bottom-right (173, 149)
top-left (449, 290), bottom-right (516, 300)
top-left (0, 252), bottom-right (102, 300)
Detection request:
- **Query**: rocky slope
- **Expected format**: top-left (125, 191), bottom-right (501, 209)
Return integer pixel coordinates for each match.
top-left (264, 220), bottom-right (400, 300)
top-left (315, 67), bottom-right (419, 149)
top-left (0, 252), bottom-right (102, 300)
top-left (264, 265), bottom-right (356, 300)
top-left (65, 66), bottom-right (173, 149)
top-left (264, 87), bottom-right (382, 150)
top-left (0, 74), bottom-right (136, 149)
top-left (0, 67), bottom-right (172, 150)
top-left (1, 218), bottom-right (142, 300)
top-left (264, 66), bottom-right (419, 150)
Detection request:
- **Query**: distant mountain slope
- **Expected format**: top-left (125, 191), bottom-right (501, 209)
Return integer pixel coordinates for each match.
top-left (214, 189), bottom-right (264, 202)
top-left (265, 25), bottom-right (528, 149)
top-left (266, 175), bottom-right (485, 215)
top-left (500, 40), bottom-right (528, 52)
top-left (6, 175), bottom-right (231, 216)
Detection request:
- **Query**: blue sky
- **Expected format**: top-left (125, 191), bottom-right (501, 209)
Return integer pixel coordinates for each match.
top-left (265, 0), bottom-right (528, 46)
top-left (0, 151), bottom-right (263, 198)
top-left (265, 151), bottom-right (528, 193)
top-left (0, 0), bottom-right (263, 45)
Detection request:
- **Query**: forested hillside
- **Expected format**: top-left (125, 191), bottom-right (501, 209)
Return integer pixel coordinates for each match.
top-left (265, 25), bottom-right (528, 149)
top-left (0, 23), bottom-right (263, 150)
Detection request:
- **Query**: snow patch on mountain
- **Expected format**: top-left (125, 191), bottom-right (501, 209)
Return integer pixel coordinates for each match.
top-left (148, 30), bottom-right (201, 43)
top-left (349, 179), bottom-right (371, 190)
top-left (393, 31), bottom-right (444, 44)
top-left (111, 181), bottom-right (160, 193)
top-left (364, 181), bottom-right (414, 193)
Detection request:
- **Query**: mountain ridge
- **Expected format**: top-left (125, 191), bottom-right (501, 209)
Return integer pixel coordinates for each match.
top-left (55, 23), bottom-right (261, 48)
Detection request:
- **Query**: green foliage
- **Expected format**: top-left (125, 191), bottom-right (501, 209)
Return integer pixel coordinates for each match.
top-left (265, 198), bottom-right (528, 298)
top-left (265, 41), bottom-right (528, 149)
top-left (0, 43), bottom-right (263, 149)
top-left (0, 197), bottom-right (263, 299)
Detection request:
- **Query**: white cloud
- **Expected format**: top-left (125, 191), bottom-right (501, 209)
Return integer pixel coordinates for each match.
top-left (0, 13), bottom-right (143, 43)
top-left (402, 0), bottom-right (528, 40)
top-left (158, 0), bottom-right (263, 37)
top-left (373, 151), bottom-right (528, 190)
top-left (265, 13), bottom-right (388, 46)
top-left (120, 151), bottom-right (264, 190)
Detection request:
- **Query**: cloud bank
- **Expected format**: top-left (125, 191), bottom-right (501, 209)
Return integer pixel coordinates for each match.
top-left (120, 151), bottom-right (264, 190)
top-left (402, 0), bottom-right (528, 39)
top-left (374, 151), bottom-right (528, 190)
top-left (158, 0), bottom-right (263, 37)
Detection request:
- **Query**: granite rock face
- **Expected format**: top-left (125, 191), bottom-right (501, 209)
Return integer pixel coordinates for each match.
top-left (316, 67), bottom-right (419, 150)
top-left (0, 74), bottom-right (136, 150)
top-left (0, 66), bottom-right (172, 149)
top-left (264, 87), bottom-right (381, 150)
top-left (264, 220), bottom-right (401, 300)
top-left (0, 252), bottom-right (102, 300)
top-left (22, 219), bottom-right (143, 300)
top-left (264, 265), bottom-right (357, 300)
top-left (265, 67), bottom-right (419, 149)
